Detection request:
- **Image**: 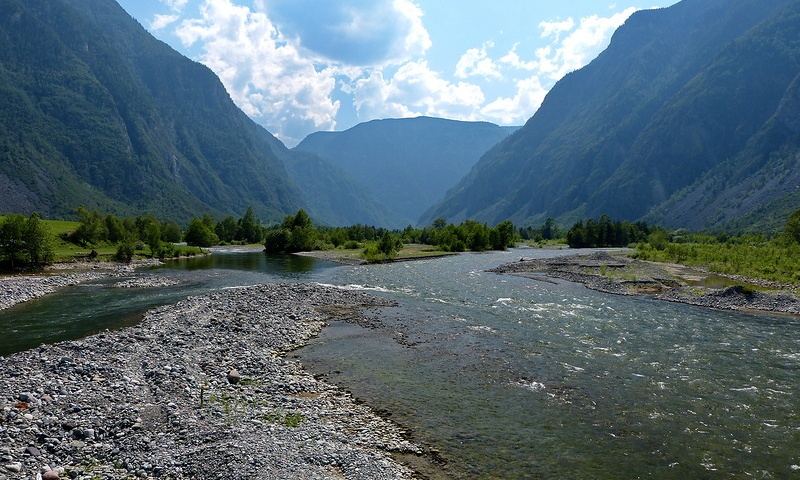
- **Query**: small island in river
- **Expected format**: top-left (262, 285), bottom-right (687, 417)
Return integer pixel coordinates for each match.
top-left (491, 250), bottom-right (800, 316)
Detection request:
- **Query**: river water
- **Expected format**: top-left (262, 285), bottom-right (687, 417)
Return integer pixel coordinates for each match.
top-left (2, 248), bottom-right (799, 478)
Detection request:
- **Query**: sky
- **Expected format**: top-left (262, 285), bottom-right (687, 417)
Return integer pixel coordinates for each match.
top-left (115, 0), bottom-right (680, 146)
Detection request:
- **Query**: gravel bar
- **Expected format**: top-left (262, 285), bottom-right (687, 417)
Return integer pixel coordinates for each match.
top-left (0, 283), bottom-right (422, 479)
top-left (491, 251), bottom-right (800, 315)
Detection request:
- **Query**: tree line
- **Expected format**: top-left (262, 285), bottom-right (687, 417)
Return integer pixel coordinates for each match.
top-left (565, 215), bottom-right (652, 248)
top-left (264, 210), bottom-right (516, 260)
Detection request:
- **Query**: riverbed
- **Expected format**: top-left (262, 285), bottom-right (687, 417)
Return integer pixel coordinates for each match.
top-left (2, 248), bottom-right (800, 478)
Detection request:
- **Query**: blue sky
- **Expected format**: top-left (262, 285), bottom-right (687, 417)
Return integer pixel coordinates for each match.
top-left (115, 0), bottom-right (680, 146)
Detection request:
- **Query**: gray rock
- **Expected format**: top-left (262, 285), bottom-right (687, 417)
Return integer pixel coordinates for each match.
top-left (226, 369), bottom-right (241, 385)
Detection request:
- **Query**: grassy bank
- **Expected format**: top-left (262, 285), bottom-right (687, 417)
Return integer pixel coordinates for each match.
top-left (296, 243), bottom-right (457, 265)
top-left (631, 241), bottom-right (800, 286)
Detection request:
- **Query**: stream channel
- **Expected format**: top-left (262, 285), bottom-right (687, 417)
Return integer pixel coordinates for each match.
top-left (2, 247), bottom-right (799, 478)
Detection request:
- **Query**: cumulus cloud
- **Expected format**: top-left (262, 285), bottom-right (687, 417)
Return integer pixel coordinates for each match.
top-left (481, 76), bottom-right (548, 125)
top-left (536, 8), bottom-right (637, 80)
top-left (151, 13), bottom-right (180, 31)
top-left (455, 41), bottom-right (502, 80)
top-left (353, 60), bottom-right (485, 121)
top-left (176, 0), bottom-right (340, 145)
top-left (262, 0), bottom-right (431, 66)
top-left (539, 17), bottom-right (575, 39)
top-left (160, 0), bottom-right (189, 13)
top-left (158, 0), bottom-right (640, 144)
top-left (476, 7), bottom-right (638, 125)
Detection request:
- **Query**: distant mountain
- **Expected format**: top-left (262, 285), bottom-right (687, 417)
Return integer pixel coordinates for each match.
top-left (0, 0), bottom-right (302, 223)
top-left (421, 0), bottom-right (800, 232)
top-left (281, 150), bottom-right (408, 228)
top-left (294, 117), bottom-right (517, 227)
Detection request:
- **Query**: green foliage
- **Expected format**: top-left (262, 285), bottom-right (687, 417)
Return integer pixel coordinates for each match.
top-left (566, 215), bottom-right (651, 248)
top-left (215, 216), bottom-right (238, 244)
top-left (237, 206), bottom-right (264, 244)
top-left (416, 219), bottom-right (516, 252)
top-left (631, 231), bottom-right (800, 285)
top-left (519, 218), bottom-right (562, 242)
top-left (184, 217), bottom-right (219, 247)
top-left (72, 206), bottom-right (107, 247)
top-left (115, 233), bottom-right (137, 263)
top-left (264, 228), bottom-right (292, 253)
top-left (264, 209), bottom-right (319, 253)
top-left (783, 208), bottom-right (800, 244)
top-left (0, 213), bottom-right (54, 268)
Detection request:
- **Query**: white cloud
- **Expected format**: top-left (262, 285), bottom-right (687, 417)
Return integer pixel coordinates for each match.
top-left (160, 0), bottom-right (189, 13)
top-left (539, 17), bottom-right (575, 39)
top-left (151, 13), bottom-right (180, 31)
top-left (481, 76), bottom-right (548, 125)
top-left (477, 7), bottom-right (639, 124)
top-left (175, 0), bottom-right (340, 145)
top-left (157, 0), bottom-right (641, 144)
top-left (353, 60), bottom-right (485, 121)
top-left (261, 0), bottom-right (431, 66)
top-left (539, 8), bottom-right (637, 80)
top-left (499, 43), bottom-right (537, 71)
top-left (455, 41), bottom-right (502, 80)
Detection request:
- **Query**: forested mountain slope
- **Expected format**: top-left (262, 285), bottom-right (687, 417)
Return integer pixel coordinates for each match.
top-left (0, 0), bottom-right (301, 223)
top-left (421, 0), bottom-right (800, 232)
top-left (295, 117), bottom-right (517, 226)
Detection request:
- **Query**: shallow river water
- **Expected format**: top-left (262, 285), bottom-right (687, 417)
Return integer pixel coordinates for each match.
top-left (2, 248), bottom-right (799, 478)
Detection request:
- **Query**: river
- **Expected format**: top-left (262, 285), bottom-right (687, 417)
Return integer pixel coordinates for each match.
top-left (2, 247), bottom-right (799, 478)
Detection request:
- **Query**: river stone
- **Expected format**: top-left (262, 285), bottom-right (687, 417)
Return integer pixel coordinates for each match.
top-left (226, 369), bottom-right (241, 384)
top-left (42, 471), bottom-right (60, 480)
top-left (3, 463), bottom-right (21, 473)
top-left (24, 446), bottom-right (41, 457)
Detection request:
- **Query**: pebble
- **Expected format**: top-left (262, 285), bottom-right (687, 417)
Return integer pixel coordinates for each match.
top-left (0, 283), bottom-right (419, 479)
top-left (492, 251), bottom-right (800, 314)
top-left (226, 369), bottom-right (241, 385)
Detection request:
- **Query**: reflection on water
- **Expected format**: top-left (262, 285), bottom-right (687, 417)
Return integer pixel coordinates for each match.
top-left (3, 248), bottom-right (800, 478)
top-left (0, 250), bottom-right (336, 356)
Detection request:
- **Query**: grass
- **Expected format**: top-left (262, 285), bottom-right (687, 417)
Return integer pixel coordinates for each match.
top-left (631, 241), bottom-right (800, 285)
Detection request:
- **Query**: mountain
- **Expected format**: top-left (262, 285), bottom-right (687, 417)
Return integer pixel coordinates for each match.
top-left (0, 0), bottom-right (302, 223)
top-left (281, 150), bottom-right (408, 228)
top-left (294, 117), bottom-right (517, 227)
top-left (421, 0), bottom-right (800, 232)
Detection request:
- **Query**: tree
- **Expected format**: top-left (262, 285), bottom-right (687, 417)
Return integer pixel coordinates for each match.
top-left (104, 214), bottom-right (126, 244)
top-left (0, 213), bottom-right (53, 267)
top-left (237, 206), bottom-right (263, 244)
top-left (542, 217), bottom-right (558, 240)
top-left (161, 222), bottom-right (182, 243)
top-left (215, 216), bottom-right (238, 243)
top-left (377, 231), bottom-right (403, 256)
top-left (115, 232), bottom-right (137, 263)
top-left (73, 206), bottom-right (106, 246)
top-left (184, 218), bottom-right (219, 247)
top-left (24, 213), bottom-right (53, 266)
top-left (144, 222), bottom-right (162, 257)
top-left (0, 214), bottom-right (27, 267)
top-left (283, 209), bottom-right (312, 230)
top-left (264, 228), bottom-right (292, 253)
top-left (492, 220), bottom-right (515, 250)
top-left (784, 208), bottom-right (800, 244)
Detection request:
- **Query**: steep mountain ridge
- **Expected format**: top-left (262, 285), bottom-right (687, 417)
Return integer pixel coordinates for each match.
top-left (0, 0), bottom-right (301, 222)
top-left (421, 0), bottom-right (800, 231)
top-left (295, 117), bottom-right (517, 226)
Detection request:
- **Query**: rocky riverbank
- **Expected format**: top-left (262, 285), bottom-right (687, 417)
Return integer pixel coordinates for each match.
top-left (0, 283), bottom-right (422, 479)
top-left (0, 260), bottom-right (167, 312)
top-left (491, 251), bottom-right (800, 315)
